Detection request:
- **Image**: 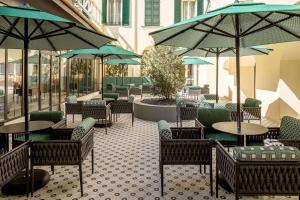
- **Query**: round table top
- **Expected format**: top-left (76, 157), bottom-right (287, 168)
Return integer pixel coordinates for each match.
top-left (0, 121), bottom-right (54, 134)
top-left (212, 121), bottom-right (268, 136)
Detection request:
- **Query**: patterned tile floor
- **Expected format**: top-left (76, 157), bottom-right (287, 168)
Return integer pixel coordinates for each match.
top-left (0, 115), bottom-right (296, 200)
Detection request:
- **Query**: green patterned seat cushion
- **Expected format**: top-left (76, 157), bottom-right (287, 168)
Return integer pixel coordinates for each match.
top-left (244, 98), bottom-right (262, 107)
top-left (65, 95), bottom-right (77, 103)
top-left (30, 111), bottom-right (64, 123)
top-left (203, 94), bottom-right (217, 100)
top-left (233, 146), bottom-right (300, 161)
top-left (71, 118), bottom-right (96, 140)
top-left (158, 120), bottom-right (172, 140)
top-left (15, 133), bottom-right (51, 142)
top-left (213, 103), bottom-right (227, 109)
top-left (83, 99), bottom-right (106, 106)
top-left (128, 95), bottom-right (135, 103)
top-left (205, 132), bottom-right (238, 142)
top-left (279, 116), bottom-right (300, 140)
top-left (103, 93), bottom-right (119, 100)
top-left (197, 107), bottom-right (231, 129)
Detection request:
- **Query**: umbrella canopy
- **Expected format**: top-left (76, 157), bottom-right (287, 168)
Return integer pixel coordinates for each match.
top-left (104, 58), bottom-right (141, 65)
top-left (177, 46), bottom-right (273, 102)
top-left (61, 44), bottom-right (141, 98)
top-left (150, 1), bottom-right (300, 131)
top-left (182, 56), bottom-right (212, 65)
top-left (104, 58), bottom-right (141, 86)
top-left (0, 4), bottom-right (115, 139)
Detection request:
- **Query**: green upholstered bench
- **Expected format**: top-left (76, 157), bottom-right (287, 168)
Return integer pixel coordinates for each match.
top-left (103, 93), bottom-right (119, 100)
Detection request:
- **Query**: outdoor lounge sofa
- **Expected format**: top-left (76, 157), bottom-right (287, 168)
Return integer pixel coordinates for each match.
top-left (65, 95), bottom-right (83, 123)
top-left (12, 111), bottom-right (65, 147)
top-left (110, 95), bottom-right (135, 126)
top-left (247, 116), bottom-right (300, 148)
top-left (216, 141), bottom-right (300, 200)
top-left (30, 118), bottom-right (95, 197)
top-left (158, 120), bottom-right (213, 196)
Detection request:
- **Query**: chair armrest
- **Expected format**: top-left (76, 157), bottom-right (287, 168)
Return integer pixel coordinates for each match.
top-left (216, 141), bottom-right (236, 189)
top-left (170, 127), bottom-right (202, 139)
top-left (195, 119), bottom-right (205, 138)
top-left (160, 139), bottom-right (212, 165)
top-left (51, 119), bottom-right (66, 129)
top-left (80, 129), bottom-right (94, 160)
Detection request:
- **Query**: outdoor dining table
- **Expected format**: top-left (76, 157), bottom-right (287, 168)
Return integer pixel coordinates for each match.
top-left (212, 121), bottom-right (268, 146)
top-left (0, 120), bottom-right (54, 195)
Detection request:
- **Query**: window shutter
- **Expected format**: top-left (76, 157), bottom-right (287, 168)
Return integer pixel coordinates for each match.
top-left (122, 0), bottom-right (130, 25)
top-left (102, 0), bottom-right (107, 24)
top-left (145, 0), bottom-right (152, 26)
top-left (174, 0), bottom-right (181, 23)
top-left (152, 0), bottom-right (160, 26)
top-left (197, 0), bottom-right (204, 15)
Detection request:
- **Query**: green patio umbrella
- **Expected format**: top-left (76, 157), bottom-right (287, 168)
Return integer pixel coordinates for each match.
top-left (182, 56), bottom-right (212, 65)
top-left (104, 58), bottom-right (141, 86)
top-left (177, 46), bottom-right (273, 102)
top-left (0, 4), bottom-right (114, 139)
top-left (61, 44), bottom-right (140, 99)
top-left (150, 1), bottom-right (300, 131)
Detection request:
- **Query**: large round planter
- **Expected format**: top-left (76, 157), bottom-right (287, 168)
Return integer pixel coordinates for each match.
top-left (134, 100), bottom-right (177, 122)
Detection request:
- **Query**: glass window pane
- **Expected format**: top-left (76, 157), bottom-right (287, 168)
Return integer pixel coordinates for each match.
top-left (107, 0), bottom-right (122, 25)
top-left (61, 54), bottom-right (67, 102)
top-left (51, 52), bottom-right (60, 108)
top-left (41, 51), bottom-right (50, 110)
top-left (0, 49), bottom-right (5, 121)
top-left (7, 49), bottom-right (22, 119)
top-left (28, 50), bottom-right (39, 113)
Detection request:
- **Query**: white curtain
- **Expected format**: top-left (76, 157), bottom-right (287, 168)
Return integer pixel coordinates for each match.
top-left (182, 1), bottom-right (195, 21)
top-left (107, 0), bottom-right (122, 25)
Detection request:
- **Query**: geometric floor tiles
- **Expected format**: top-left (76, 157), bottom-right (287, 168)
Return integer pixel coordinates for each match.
top-left (0, 115), bottom-right (296, 200)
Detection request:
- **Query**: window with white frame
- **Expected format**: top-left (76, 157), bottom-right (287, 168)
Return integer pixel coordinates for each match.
top-left (107, 0), bottom-right (122, 25)
top-left (181, 0), bottom-right (196, 21)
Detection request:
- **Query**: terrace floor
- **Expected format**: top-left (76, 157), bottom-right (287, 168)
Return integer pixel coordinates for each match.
top-left (0, 113), bottom-right (295, 200)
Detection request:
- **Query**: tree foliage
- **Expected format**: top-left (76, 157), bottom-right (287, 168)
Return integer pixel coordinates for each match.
top-left (105, 64), bottom-right (128, 77)
top-left (141, 46), bottom-right (185, 100)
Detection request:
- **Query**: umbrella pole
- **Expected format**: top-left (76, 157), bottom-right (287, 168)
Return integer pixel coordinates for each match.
top-left (122, 64), bottom-right (124, 86)
top-left (216, 50), bottom-right (219, 103)
top-left (101, 56), bottom-right (104, 100)
top-left (235, 14), bottom-right (242, 133)
top-left (24, 18), bottom-right (29, 140)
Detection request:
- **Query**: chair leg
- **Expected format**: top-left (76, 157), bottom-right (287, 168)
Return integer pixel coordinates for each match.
top-left (91, 148), bottom-right (94, 174)
top-left (200, 165), bottom-right (202, 174)
top-left (72, 114), bottom-right (74, 123)
top-left (105, 119), bottom-right (107, 134)
top-left (132, 113), bottom-right (134, 127)
top-left (79, 163), bottom-right (83, 196)
top-left (180, 119), bottom-right (182, 128)
top-left (210, 164), bottom-right (213, 196)
top-left (235, 193), bottom-right (239, 200)
top-left (51, 165), bottom-right (54, 174)
top-left (204, 165), bottom-right (206, 173)
top-left (160, 165), bottom-right (164, 196)
top-left (26, 163), bottom-right (29, 197)
top-left (31, 165), bottom-right (34, 197)
top-left (216, 166), bottom-right (219, 198)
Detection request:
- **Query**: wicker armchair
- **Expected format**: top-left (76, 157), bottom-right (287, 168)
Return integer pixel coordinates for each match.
top-left (65, 96), bottom-right (82, 123)
top-left (110, 97), bottom-right (134, 126)
top-left (82, 100), bottom-right (111, 134)
top-left (242, 98), bottom-right (262, 123)
top-left (0, 141), bottom-right (30, 196)
top-left (247, 116), bottom-right (300, 148)
top-left (175, 97), bottom-right (197, 127)
top-left (216, 141), bottom-right (300, 200)
top-left (195, 107), bottom-right (238, 147)
top-left (158, 121), bottom-right (213, 196)
top-left (30, 118), bottom-right (95, 197)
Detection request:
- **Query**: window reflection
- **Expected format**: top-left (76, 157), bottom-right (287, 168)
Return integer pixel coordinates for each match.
top-left (28, 50), bottom-right (39, 112)
top-left (41, 51), bottom-right (50, 110)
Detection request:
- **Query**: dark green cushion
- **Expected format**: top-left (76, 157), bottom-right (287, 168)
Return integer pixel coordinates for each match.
top-left (30, 111), bottom-right (64, 123)
top-left (279, 116), bottom-right (300, 140)
top-left (233, 146), bottom-right (300, 161)
top-left (213, 103), bottom-right (227, 109)
top-left (158, 120), bottom-right (172, 140)
top-left (116, 86), bottom-right (128, 91)
top-left (15, 133), bottom-right (51, 142)
top-left (197, 107), bottom-right (231, 128)
top-left (188, 86), bottom-right (201, 90)
top-left (103, 93), bottom-right (119, 100)
top-left (244, 98), bottom-right (262, 107)
top-left (205, 132), bottom-right (238, 142)
top-left (0, 89), bottom-right (3, 96)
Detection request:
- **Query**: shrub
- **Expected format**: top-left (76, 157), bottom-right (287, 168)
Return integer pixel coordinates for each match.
top-left (141, 46), bottom-right (185, 100)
